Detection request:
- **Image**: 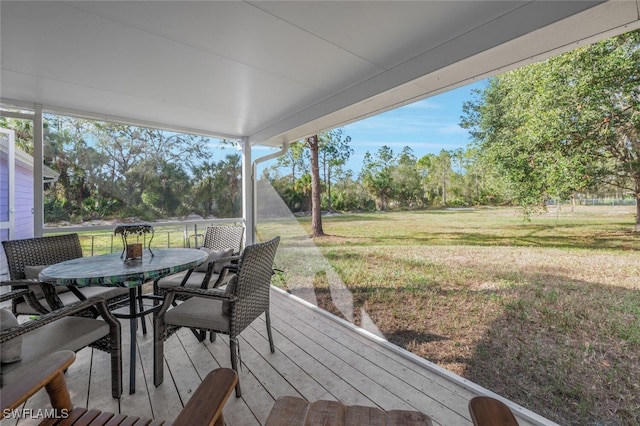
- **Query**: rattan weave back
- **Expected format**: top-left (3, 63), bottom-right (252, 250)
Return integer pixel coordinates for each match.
top-left (2, 234), bottom-right (83, 280)
top-left (230, 236), bottom-right (279, 337)
top-left (202, 225), bottom-right (244, 255)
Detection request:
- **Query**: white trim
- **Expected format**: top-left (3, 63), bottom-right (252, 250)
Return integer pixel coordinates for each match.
top-left (271, 286), bottom-right (560, 426)
top-left (0, 128), bottom-right (16, 244)
top-left (249, 1), bottom-right (640, 147)
top-left (251, 141), bottom-right (289, 243)
top-left (33, 105), bottom-right (44, 237)
top-left (1, 97), bottom-right (236, 141)
top-left (241, 138), bottom-right (253, 245)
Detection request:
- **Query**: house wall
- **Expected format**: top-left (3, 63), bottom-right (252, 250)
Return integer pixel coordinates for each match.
top-left (0, 152), bottom-right (8, 277)
top-left (14, 163), bottom-right (34, 240)
top-left (0, 155), bottom-right (34, 279)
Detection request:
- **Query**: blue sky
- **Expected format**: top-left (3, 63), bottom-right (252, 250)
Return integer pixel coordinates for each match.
top-left (341, 79), bottom-right (487, 175)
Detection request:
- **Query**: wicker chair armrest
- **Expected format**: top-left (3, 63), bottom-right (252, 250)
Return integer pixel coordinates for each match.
top-left (0, 297), bottom-right (116, 344)
top-left (219, 263), bottom-right (239, 273)
top-left (209, 262), bottom-right (239, 289)
top-left (0, 350), bottom-right (76, 413)
top-left (0, 287), bottom-right (51, 315)
top-left (201, 255), bottom-right (240, 275)
top-left (0, 279), bottom-right (35, 288)
top-left (165, 286), bottom-right (237, 301)
top-left (0, 288), bottom-right (32, 303)
top-left (211, 254), bottom-right (240, 265)
top-left (199, 256), bottom-right (240, 289)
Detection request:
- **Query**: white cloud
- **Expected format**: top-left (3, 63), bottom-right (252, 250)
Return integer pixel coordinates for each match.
top-left (437, 124), bottom-right (467, 135)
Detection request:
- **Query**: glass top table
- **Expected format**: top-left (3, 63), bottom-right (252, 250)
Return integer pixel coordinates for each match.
top-left (40, 248), bottom-right (206, 288)
top-left (40, 248), bottom-right (208, 394)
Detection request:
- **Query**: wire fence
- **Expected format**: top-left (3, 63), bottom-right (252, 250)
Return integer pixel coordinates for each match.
top-left (43, 218), bottom-right (243, 256)
top-left (547, 198), bottom-right (637, 207)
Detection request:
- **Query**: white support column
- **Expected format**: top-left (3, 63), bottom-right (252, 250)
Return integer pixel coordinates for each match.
top-left (240, 137), bottom-right (255, 245)
top-left (33, 104), bottom-right (44, 237)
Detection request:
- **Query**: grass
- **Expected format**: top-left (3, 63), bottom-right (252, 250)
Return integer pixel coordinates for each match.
top-left (49, 224), bottom-right (202, 256)
top-left (265, 206), bottom-right (639, 426)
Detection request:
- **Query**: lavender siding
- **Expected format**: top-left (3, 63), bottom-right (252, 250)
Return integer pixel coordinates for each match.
top-left (0, 153), bottom-right (8, 276)
top-left (14, 163), bottom-right (34, 240)
top-left (0, 152), bottom-right (8, 222)
top-left (0, 153), bottom-right (35, 278)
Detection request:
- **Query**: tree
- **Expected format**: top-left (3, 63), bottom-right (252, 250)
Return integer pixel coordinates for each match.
top-left (462, 29), bottom-right (640, 228)
top-left (392, 146), bottom-right (423, 207)
top-left (44, 116), bottom-right (109, 220)
top-left (305, 135), bottom-right (324, 237)
top-left (360, 146), bottom-right (395, 210)
top-left (266, 129), bottom-right (353, 215)
top-left (211, 153), bottom-right (242, 217)
top-left (419, 150), bottom-right (453, 206)
top-left (191, 161), bottom-right (218, 218)
top-left (318, 129), bottom-right (353, 211)
top-left (275, 141), bottom-right (307, 181)
top-left (0, 117), bottom-right (35, 153)
top-left (89, 123), bottom-right (209, 212)
top-left (190, 154), bottom-right (242, 218)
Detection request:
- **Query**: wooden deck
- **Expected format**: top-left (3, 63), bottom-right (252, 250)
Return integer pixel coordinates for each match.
top-left (2, 288), bottom-right (555, 426)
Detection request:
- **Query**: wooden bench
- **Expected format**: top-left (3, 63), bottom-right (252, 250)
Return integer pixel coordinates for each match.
top-left (265, 396), bottom-right (433, 426)
top-left (266, 395), bottom-right (521, 426)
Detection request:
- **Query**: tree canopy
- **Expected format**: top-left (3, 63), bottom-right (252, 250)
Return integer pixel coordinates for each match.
top-left (462, 29), bottom-right (639, 227)
top-left (2, 114), bottom-right (241, 223)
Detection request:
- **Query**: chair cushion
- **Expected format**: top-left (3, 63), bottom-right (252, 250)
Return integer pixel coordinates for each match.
top-left (164, 297), bottom-right (230, 333)
top-left (157, 270), bottom-right (221, 290)
top-left (0, 316), bottom-right (110, 386)
top-left (24, 265), bottom-right (70, 298)
top-left (74, 286), bottom-right (129, 301)
top-left (0, 309), bottom-right (22, 363)
top-left (195, 248), bottom-right (233, 273)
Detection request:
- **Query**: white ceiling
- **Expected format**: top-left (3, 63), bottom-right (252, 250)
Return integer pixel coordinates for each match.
top-left (2, 1), bottom-right (639, 147)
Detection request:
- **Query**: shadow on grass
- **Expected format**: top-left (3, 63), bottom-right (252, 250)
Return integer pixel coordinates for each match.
top-left (383, 329), bottom-right (449, 344)
top-left (308, 263), bottom-right (639, 426)
top-left (323, 225), bottom-right (637, 251)
top-left (462, 276), bottom-right (640, 426)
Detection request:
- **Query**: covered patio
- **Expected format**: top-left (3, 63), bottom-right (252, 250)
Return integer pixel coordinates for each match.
top-left (3, 1), bottom-right (639, 243)
top-left (2, 1), bottom-right (640, 425)
top-left (3, 288), bottom-right (546, 426)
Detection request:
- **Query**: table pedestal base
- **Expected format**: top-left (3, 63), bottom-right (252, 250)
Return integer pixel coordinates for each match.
top-left (112, 287), bottom-right (162, 394)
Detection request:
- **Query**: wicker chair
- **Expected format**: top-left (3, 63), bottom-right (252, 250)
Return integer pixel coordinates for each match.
top-left (1, 351), bottom-right (236, 426)
top-left (0, 289), bottom-right (122, 398)
top-left (154, 236), bottom-right (280, 397)
top-left (1, 234), bottom-right (129, 316)
top-left (154, 225), bottom-right (244, 296)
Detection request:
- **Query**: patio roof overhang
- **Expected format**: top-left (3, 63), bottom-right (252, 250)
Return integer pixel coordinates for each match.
top-left (2, 1), bottom-right (640, 241)
top-left (2, 1), bottom-right (639, 149)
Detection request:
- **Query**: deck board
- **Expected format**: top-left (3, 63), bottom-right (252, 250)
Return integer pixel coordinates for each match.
top-left (4, 288), bottom-right (548, 426)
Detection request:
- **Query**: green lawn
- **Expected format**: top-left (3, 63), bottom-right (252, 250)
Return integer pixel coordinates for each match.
top-left (267, 206), bottom-right (639, 426)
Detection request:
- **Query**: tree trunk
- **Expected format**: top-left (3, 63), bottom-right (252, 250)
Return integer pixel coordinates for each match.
top-left (307, 135), bottom-right (324, 237)
top-left (442, 169), bottom-right (447, 206)
top-left (327, 168), bottom-right (332, 211)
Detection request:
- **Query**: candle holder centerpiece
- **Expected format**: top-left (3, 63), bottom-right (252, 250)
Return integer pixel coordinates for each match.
top-left (114, 224), bottom-right (155, 260)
